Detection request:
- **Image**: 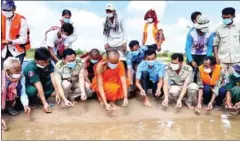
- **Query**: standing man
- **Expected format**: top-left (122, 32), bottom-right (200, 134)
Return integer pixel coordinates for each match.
top-left (23, 47), bottom-right (58, 113)
top-left (195, 56), bottom-right (227, 112)
top-left (1, 0), bottom-right (31, 68)
top-left (135, 49), bottom-right (165, 107)
top-left (189, 11), bottom-right (202, 32)
top-left (162, 53), bottom-right (199, 109)
top-left (54, 49), bottom-right (94, 107)
top-left (103, 3), bottom-right (127, 69)
top-left (91, 51), bottom-right (129, 111)
top-left (214, 7), bottom-right (240, 76)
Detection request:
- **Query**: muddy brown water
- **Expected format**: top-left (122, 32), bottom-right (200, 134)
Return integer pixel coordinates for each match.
top-left (2, 98), bottom-right (240, 140)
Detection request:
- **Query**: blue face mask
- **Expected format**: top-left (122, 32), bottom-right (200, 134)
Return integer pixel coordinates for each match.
top-left (223, 18), bottom-right (232, 25)
top-left (63, 18), bottom-right (70, 23)
top-left (131, 49), bottom-right (140, 56)
top-left (147, 60), bottom-right (155, 67)
top-left (90, 59), bottom-right (98, 64)
top-left (107, 62), bottom-right (118, 69)
top-left (66, 61), bottom-right (76, 69)
top-left (233, 69), bottom-right (240, 78)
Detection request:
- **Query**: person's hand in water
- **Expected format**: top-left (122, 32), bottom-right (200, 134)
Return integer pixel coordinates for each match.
top-left (105, 103), bottom-right (113, 111)
top-left (55, 93), bottom-right (61, 104)
top-left (233, 102), bottom-right (240, 110)
top-left (162, 98), bottom-right (168, 107)
top-left (206, 103), bottom-right (213, 111)
top-left (24, 106), bottom-right (31, 116)
top-left (155, 88), bottom-right (161, 97)
top-left (195, 103), bottom-right (202, 113)
top-left (175, 99), bottom-right (182, 108)
top-left (43, 103), bottom-right (52, 113)
top-left (140, 90), bottom-right (146, 96)
top-left (81, 93), bottom-right (87, 101)
top-left (1, 119), bottom-right (7, 131)
top-left (64, 99), bottom-right (74, 107)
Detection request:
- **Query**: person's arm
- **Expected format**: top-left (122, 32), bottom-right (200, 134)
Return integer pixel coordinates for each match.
top-left (50, 73), bottom-right (58, 94)
top-left (11, 18), bottom-right (27, 45)
top-left (96, 64), bottom-right (108, 105)
top-left (178, 75), bottom-right (191, 101)
top-left (207, 33), bottom-right (214, 57)
top-left (20, 76), bottom-right (29, 108)
top-left (79, 67), bottom-right (87, 100)
top-left (157, 64), bottom-right (165, 90)
top-left (185, 33), bottom-right (194, 62)
top-left (126, 55), bottom-right (134, 85)
top-left (48, 47), bottom-right (59, 63)
top-left (120, 18), bottom-right (127, 43)
top-left (53, 71), bottom-right (68, 101)
top-left (120, 76), bottom-right (128, 99)
top-left (162, 70), bottom-right (170, 107)
top-left (135, 64), bottom-right (145, 94)
top-left (34, 82), bottom-right (49, 109)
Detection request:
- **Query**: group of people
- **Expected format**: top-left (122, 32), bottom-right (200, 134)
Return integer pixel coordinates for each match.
top-left (1, 0), bottom-right (240, 131)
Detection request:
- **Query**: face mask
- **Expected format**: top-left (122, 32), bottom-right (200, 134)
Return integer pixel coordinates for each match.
top-left (106, 13), bottom-right (113, 18)
top-left (108, 62), bottom-right (118, 69)
top-left (200, 28), bottom-right (209, 33)
top-left (147, 18), bottom-right (153, 23)
top-left (204, 68), bottom-right (212, 73)
top-left (233, 69), bottom-right (240, 78)
top-left (170, 63), bottom-right (179, 71)
top-left (66, 61), bottom-right (76, 69)
top-left (2, 11), bottom-right (14, 18)
top-left (11, 73), bottom-right (21, 79)
top-left (61, 34), bottom-right (68, 39)
top-left (147, 60), bottom-right (155, 67)
top-left (63, 18), bottom-right (70, 23)
top-left (36, 64), bottom-right (46, 69)
top-left (90, 59), bottom-right (98, 64)
top-left (223, 18), bottom-right (232, 25)
top-left (131, 49), bottom-right (140, 56)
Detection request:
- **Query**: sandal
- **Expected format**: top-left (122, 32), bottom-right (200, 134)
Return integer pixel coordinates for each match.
top-left (7, 108), bottom-right (19, 116)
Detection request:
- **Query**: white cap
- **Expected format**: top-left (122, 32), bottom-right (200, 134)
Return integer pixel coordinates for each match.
top-left (195, 16), bottom-right (210, 29)
top-left (105, 3), bottom-right (115, 11)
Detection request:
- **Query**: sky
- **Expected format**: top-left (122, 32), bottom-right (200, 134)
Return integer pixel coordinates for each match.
top-left (14, 1), bottom-right (240, 53)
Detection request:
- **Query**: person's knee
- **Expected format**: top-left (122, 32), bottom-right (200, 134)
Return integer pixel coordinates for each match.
top-left (169, 85), bottom-right (181, 97)
top-left (188, 83), bottom-right (199, 96)
top-left (219, 87), bottom-right (227, 97)
top-left (203, 85), bottom-right (212, 96)
top-left (62, 80), bottom-right (72, 91)
top-left (26, 85), bottom-right (38, 97)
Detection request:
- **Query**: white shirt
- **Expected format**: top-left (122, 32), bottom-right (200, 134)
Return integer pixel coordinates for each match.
top-left (2, 14), bottom-right (28, 58)
top-left (103, 16), bottom-right (127, 47)
top-left (55, 20), bottom-right (78, 47)
top-left (44, 30), bottom-right (62, 55)
top-left (213, 22), bottom-right (240, 63)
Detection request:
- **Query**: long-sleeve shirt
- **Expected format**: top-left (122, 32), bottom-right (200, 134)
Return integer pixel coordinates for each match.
top-left (103, 16), bottom-right (127, 47)
top-left (20, 76), bottom-right (29, 107)
top-left (185, 29), bottom-right (214, 62)
top-left (213, 22), bottom-right (240, 63)
top-left (2, 14), bottom-right (28, 58)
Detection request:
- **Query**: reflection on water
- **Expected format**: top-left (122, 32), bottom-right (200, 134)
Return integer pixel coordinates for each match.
top-left (2, 115), bottom-right (240, 140)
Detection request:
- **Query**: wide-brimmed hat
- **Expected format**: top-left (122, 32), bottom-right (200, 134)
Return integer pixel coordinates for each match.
top-left (233, 63), bottom-right (240, 73)
top-left (2, 0), bottom-right (15, 11)
top-left (195, 16), bottom-right (210, 29)
top-left (105, 3), bottom-right (115, 11)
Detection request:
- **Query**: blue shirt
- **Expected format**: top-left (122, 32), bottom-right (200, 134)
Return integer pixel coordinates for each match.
top-left (136, 60), bottom-right (165, 83)
top-left (185, 29), bottom-right (214, 62)
top-left (126, 46), bottom-right (148, 70)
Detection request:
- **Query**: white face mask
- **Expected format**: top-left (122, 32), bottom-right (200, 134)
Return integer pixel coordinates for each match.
top-left (170, 63), bottom-right (179, 71)
top-left (61, 34), bottom-right (68, 39)
top-left (204, 68), bottom-right (212, 73)
top-left (36, 64), bottom-right (46, 69)
top-left (11, 73), bottom-right (21, 79)
top-left (2, 11), bottom-right (14, 18)
top-left (200, 27), bottom-right (209, 33)
top-left (106, 13), bottom-right (113, 18)
top-left (147, 18), bottom-right (153, 23)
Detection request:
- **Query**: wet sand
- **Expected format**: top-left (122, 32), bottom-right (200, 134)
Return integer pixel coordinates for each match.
top-left (2, 97), bottom-right (240, 140)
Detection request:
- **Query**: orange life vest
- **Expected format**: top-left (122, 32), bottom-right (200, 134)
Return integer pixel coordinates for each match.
top-left (1, 13), bottom-right (31, 52)
top-left (199, 64), bottom-right (221, 86)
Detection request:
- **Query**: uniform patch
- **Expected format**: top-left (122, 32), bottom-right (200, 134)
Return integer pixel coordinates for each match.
top-left (28, 71), bottom-right (34, 77)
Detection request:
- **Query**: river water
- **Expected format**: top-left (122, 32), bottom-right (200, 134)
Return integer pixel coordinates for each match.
top-left (2, 99), bottom-right (240, 140)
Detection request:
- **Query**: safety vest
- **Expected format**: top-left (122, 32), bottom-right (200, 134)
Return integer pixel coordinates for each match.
top-left (1, 13), bottom-right (31, 52)
top-left (199, 64), bottom-right (221, 86)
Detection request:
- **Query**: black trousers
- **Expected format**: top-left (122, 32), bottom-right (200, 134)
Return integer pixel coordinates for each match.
top-left (140, 71), bottom-right (158, 97)
top-left (187, 55), bottom-right (206, 83)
